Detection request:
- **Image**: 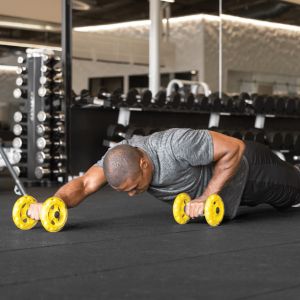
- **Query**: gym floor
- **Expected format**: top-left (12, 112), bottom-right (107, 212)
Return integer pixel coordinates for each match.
top-left (1, 186), bottom-right (300, 299)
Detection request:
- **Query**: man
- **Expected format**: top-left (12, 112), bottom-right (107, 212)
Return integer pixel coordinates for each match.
top-left (28, 128), bottom-right (300, 221)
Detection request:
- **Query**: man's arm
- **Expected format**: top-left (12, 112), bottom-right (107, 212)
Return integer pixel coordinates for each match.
top-left (28, 165), bottom-right (106, 220)
top-left (186, 131), bottom-right (245, 218)
top-left (55, 165), bottom-right (107, 208)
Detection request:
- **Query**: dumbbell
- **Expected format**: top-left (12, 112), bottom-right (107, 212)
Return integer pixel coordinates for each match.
top-left (13, 111), bottom-right (27, 123)
top-left (12, 137), bottom-right (27, 149)
top-left (37, 111), bottom-right (65, 123)
top-left (195, 94), bottom-right (210, 111)
top-left (12, 195), bottom-right (67, 232)
top-left (286, 97), bottom-right (296, 115)
top-left (173, 193), bottom-right (224, 227)
top-left (13, 151), bottom-right (27, 164)
top-left (125, 126), bottom-right (145, 139)
top-left (208, 92), bottom-right (222, 112)
top-left (16, 66), bottom-right (27, 75)
top-left (36, 151), bottom-right (67, 164)
top-left (13, 124), bottom-right (27, 136)
top-left (184, 93), bottom-right (196, 111)
top-left (264, 96), bottom-right (275, 114)
top-left (155, 90), bottom-right (167, 108)
top-left (274, 96), bottom-right (286, 114)
top-left (231, 130), bottom-right (243, 140)
top-left (36, 124), bottom-right (65, 136)
top-left (232, 93), bottom-right (247, 113)
top-left (253, 130), bottom-right (266, 144)
top-left (107, 124), bottom-right (127, 141)
top-left (126, 89), bottom-right (153, 108)
top-left (36, 137), bottom-right (65, 150)
top-left (16, 76), bottom-right (27, 87)
top-left (17, 56), bottom-right (26, 64)
top-left (249, 94), bottom-right (265, 114)
top-left (166, 91), bottom-right (182, 110)
top-left (282, 132), bottom-right (294, 150)
top-left (242, 131), bottom-right (255, 141)
top-left (35, 166), bottom-right (66, 179)
top-left (13, 88), bottom-right (27, 99)
top-left (267, 132), bottom-right (283, 150)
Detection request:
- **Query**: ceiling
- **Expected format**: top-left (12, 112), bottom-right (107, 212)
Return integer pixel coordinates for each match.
top-left (0, 0), bottom-right (300, 57)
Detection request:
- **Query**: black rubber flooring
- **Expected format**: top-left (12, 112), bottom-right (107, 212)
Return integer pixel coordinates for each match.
top-left (1, 186), bottom-right (300, 299)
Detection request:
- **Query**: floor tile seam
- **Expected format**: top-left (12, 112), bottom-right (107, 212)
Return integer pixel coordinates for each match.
top-left (1, 241), bottom-right (300, 288)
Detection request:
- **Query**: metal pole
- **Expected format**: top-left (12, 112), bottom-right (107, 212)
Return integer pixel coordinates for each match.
top-left (0, 140), bottom-right (26, 195)
top-left (62, 0), bottom-right (72, 181)
top-left (219, 0), bottom-right (222, 97)
top-left (149, 0), bottom-right (161, 95)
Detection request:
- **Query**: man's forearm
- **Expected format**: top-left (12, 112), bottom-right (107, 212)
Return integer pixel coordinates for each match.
top-left (201, 145), bottom-right (244, 199)
top-left (54, 177), bottom-right (89, 208)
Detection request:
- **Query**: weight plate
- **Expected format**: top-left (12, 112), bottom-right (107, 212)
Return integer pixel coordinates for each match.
top-left (204, 194), bottom-right (224, 227)
top-left (173, 193), bottom-right (191, 225)
top-left (40, 197), bottom-right (68, 232)
top-left (12, 195), bottom-right (38, 230)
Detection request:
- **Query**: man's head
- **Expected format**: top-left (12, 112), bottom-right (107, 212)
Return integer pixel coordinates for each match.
top-left (103, 144), bottom-right (153, 196)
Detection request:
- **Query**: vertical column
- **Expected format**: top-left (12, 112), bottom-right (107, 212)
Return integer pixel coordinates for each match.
top-left (62, 0), bottom-right (72, 181)
top-left (149, 0), bottom-right (161, 95)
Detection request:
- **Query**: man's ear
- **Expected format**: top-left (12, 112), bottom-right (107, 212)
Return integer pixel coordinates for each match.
top-left (140, 157), bottom-right (148, 170)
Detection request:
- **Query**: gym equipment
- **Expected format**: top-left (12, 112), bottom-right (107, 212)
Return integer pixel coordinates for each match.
top-left (173, 193), bottom-right (224, 227)
top-left (13, 88), bottom-right (27, 99)
top-left (267, 132), bottom-right (283, 150)
top-left (0, 139), bottom-right (67, 232)
top-left (16, 77), bottom-right (27, 87)
top-left (35, 166), bottom-right (66, 179)
top-left (13, 111), bottom-right (27, 123)
top-left (155, 90), bottom-right (167, 108)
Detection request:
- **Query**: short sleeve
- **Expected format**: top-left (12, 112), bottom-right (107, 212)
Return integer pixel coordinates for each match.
top-left (170, 129), bottom-right (214, 166)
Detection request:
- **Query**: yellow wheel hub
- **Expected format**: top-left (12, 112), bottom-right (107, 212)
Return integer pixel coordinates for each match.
top-left (40, 197), bottom-right (68, 232)
top-left (173, 193), bottom-right (191, 224)
top-left (204, 194), bottom-right (224, 227)
top-left (173, 193), bottom-right (225, 227)
top-left (12, 195), bottom-right (38, 230)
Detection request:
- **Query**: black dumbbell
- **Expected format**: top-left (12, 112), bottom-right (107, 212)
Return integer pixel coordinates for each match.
top-left (231, 130), bottom-right (243, 140)
top-left (250, 94), bottom-right (265, 114)
top-left (243, 131), bottom-right (255, 141)
top-left (253, 130), bottom-right (266, 144)
top-left (286, 97), bottom-right (296, 115)
top-left (106, 124), bottom-right (127, 141)
top-left (274, 96), bottom-right (286, 115)
top-left (195, 94), bottom-right (210, 111)
top-left (166, 92), bottom-right (181, 110)
top-left (264, 96), bottom-right (275, 114)
top-left (208, 92), bottom-right (222, 112)
top-left (267, 132), bottom-right (283, 150)
top-left (155, 90), bottom-right (167, 108)
top-left (283, 132), bottom-right (294, 150)
top-left (125, 126), bottom-right (145, 139)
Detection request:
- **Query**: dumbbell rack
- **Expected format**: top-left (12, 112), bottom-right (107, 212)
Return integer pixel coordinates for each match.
top-left (12, 48), bottom-right (66, 186)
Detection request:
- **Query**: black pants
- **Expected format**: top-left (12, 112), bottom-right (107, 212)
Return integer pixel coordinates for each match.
top-left (241, 141), bottom-right (300, 209)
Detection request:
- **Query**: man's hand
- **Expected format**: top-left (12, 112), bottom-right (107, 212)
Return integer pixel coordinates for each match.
top-left (185, 197), bottom-right (206, 218)
top-left (28, 203), bottom-right (43, 221)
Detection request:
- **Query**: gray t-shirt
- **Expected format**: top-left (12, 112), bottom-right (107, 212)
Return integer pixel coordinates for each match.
top-left (96, 128), bottom-right (214, 203)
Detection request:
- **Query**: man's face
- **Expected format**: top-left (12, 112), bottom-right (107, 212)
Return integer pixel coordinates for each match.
top-left (114, 168), bottom-right (152, 197)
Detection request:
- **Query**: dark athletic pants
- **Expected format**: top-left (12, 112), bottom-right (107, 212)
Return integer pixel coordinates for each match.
top-left (241, 141), bottom-right (300, 209)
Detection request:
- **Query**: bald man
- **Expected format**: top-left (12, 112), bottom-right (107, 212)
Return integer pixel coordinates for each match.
top-left (28, 128), bottom-right (300, 221)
